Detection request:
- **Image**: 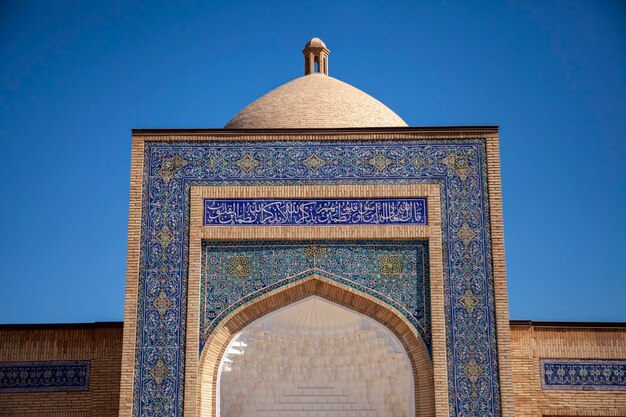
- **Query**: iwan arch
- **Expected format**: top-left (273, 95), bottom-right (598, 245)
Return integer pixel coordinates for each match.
top-left (186, 184), bottom-right (443, 417)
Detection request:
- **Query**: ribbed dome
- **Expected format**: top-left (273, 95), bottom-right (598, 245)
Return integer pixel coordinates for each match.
top-left (225, 73), bottom-right (407, 129)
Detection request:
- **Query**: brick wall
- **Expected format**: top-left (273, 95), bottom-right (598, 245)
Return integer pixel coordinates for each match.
top-left (2, 320), bottom-right (625, 417)
top-left (510, 322), bottom-right (626, 417)
top-left (0, 322), bottom-right (122, 417)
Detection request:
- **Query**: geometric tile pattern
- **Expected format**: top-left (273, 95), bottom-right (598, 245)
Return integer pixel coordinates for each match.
top-left (135, 139), bottom-right (500, 417)
top-left (0, 361), bottom-right (90, 393)
top-left (201, 240), bottom-right (430, 352)
top-left (540, 359), bottom-right (626, 391)
top-left (203, 198), bottom-right (427, 226)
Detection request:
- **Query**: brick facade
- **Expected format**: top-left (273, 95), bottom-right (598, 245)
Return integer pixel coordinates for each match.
top-left (0, 322), bottom-right (122, 417)
top-left (1, 321), bottom-right (624, 416)
top-left (511, 322), bottom-right (626, 417)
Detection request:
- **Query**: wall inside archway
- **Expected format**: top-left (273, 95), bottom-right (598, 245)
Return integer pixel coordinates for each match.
top-left (196, 275), bottom-right (435, 417)
top-left (218, 296), bottom-right (415, 417)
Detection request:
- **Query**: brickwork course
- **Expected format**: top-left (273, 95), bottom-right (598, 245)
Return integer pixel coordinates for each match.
top-left (0, 322), bottom-right (122, 416)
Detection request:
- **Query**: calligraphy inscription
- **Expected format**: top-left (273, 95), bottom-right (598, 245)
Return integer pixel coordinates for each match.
top-left (203, 198), bottom-right (427, 226)
top-left (541, 359), bottom-right (626, 391)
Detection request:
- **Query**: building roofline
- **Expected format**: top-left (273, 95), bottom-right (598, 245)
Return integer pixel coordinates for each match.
top-left (1, 320), bottom-right (625, 331)
top-left (0, 322), bottom-right (124, 330)
top-left (131, 126), bottom-right (500, 136)
top-left (510, 320), bottom-right (626, 329)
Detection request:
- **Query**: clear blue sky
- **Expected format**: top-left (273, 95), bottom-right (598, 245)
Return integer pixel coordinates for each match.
top-left (1, 0), bottom-right (625, 324)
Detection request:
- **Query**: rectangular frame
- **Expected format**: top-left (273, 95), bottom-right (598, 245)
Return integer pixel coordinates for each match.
top-left (185, 184), bottom-right (446, 417)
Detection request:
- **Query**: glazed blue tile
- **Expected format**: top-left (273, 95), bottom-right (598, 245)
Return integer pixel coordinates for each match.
top-left (203, 198), bottom-right (427, 226)
top-left (134, 139), bottom-right (500, 417)
top-left (541, 359), bottom-right (626, 391)
top-left (200, 240), bottom-right (430, 352)
top-left (0, 361), bottom-right (90, 393)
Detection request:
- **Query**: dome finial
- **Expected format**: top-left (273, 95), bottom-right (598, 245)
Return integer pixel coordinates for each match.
top-left (303, 38), bottom-right (330, 76)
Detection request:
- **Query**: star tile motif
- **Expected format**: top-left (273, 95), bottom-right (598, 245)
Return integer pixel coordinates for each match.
top-left (302, 246), bottom-right (327, 258)
top-left (378, 253), bottom-right (403, 279)
top-left (153, 291), bottom-right (171, 317)
top-left (159, 155), bottom-right (188, 186)
top-left (442, 155), bottom-right (470, 182)
top-left (149, 357), bottom-right (169, 388)
top-left (236, 154), bottom-right (260, 173)
top-left (460, 288), bottom-right (479, 316)
top-left (302, 153), bottom-right (326, 171)
top-left (368, 154), bottom-right (393, 171)
top-left (226, 255), bottom-right (252, 279)
top-left (463, 356), bottom-right (483, 385)
top-left (411, 156), bottom-right (424, 169)
top-left (157, 226), bottom-right (173, 250)
top-left (457, 222), bottom-right (477, 248)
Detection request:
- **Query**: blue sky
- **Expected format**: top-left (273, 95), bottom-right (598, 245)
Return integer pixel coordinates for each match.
top-left (1, 0), bottom-right (624, 323)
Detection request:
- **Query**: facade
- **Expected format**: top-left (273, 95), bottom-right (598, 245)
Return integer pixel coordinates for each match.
top-left (0, 39), bottom-right (624, 417)
top-left (1, 321), bottom-right (625, 416)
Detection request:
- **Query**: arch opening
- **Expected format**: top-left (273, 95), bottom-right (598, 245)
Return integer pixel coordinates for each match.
top-left (197, 275), bottom-right (434, 417)
top-left (218, 296), bottom-right (415, 417)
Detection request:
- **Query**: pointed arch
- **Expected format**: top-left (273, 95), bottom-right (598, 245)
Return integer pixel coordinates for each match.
top-left (196, 274), bottom-right (435, 417)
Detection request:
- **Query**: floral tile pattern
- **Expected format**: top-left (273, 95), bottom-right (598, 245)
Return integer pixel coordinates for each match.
top-left (134, 139), bottom-right (500, 417)
top-left (540, 359), bottom-right (626, 391)
top-left (201, 240), bottom-right (430, 352)
top-left (0, 361), bottom-right (90, 393)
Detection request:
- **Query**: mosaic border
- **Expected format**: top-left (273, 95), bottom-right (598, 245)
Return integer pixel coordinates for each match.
top-left (133, 139), bottom-right (500, 417)
top-left (540, 359), bottom-right (626, 391)
top-left (0, 360), bottom-right (90, 393)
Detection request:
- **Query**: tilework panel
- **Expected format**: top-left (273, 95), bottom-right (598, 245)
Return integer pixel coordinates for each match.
top-left (540, 359), bottom-right (626, 391)
top-left (0, 361), bottom-right (90, 393)
top-left (135, 140), bottom-right (499, 417)
top-left (203, 198), bottom-right (427, 226)
top-left (200, 240), bottom-right (430, 352)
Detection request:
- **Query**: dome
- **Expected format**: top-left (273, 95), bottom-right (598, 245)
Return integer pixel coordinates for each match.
top-left (225, 73), bottom-right (407, 129)
top-left (304, 37), bottom-right (327, 49)
top-left (225, 38), bottom-right (407, 129)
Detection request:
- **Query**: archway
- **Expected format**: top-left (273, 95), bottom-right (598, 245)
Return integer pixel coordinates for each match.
top-left (219, 296), bottom-right (414, 417)
top-left (197, 274), bottom-right (434, 417)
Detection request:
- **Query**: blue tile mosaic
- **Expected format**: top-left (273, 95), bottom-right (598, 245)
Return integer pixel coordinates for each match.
top-left (0, 361), bottom-right (90, 393)
top-left (540, 359), bottom-right (626, 391)
top-left (135, 139), bottom-right (500, 417)
top-left (201, 240), bottom-right (430, 352)
top-left (203, 198), bottom-right (427, 226)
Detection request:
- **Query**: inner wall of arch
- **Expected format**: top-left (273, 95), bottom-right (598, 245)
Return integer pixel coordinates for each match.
top-left (217, 296), bottom-right (415, 417)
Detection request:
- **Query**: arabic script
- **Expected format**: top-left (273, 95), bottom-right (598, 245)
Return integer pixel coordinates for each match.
top-left (203, 198), bottom-right (427, 226)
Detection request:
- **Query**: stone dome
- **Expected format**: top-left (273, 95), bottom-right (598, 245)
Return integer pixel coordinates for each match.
top-left (225, 74), bottom-right (407, 129)
top-left (225, 38), bottom-right (407, 129)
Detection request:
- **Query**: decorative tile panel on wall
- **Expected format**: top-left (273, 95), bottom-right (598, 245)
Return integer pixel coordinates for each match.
top-left (540, 359), bottom-right (626, 391)
top-left (201, 240), bottom-right (430, 351)
top-left (0, 361), bottom-right (90, 393)
top-left (136, 139), bottom-right (499, 417)
top-left (203, 198), bottom-right (427, 226)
